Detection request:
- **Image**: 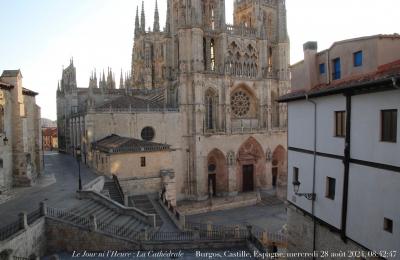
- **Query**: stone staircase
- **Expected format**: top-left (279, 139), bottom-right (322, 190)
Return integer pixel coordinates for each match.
top-left (128, 194), bottom-right (163, 227)
top-left (103, 180), bottom-right (124, 205)
top-left (69, 199), bottom-right (152, 234)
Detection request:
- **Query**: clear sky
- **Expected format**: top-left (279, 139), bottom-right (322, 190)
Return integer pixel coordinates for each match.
top-left (0, 0), bottom-right (399, 120)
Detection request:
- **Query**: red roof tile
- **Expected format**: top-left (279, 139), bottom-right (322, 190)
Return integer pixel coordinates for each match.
top-left (279, 59), bottom-right (400, 102)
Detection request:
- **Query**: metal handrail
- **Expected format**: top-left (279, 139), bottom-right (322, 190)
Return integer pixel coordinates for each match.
top-left (112, 175), bottom-right (125, 205)
top-left (0, 220), bottom-right (21, 241)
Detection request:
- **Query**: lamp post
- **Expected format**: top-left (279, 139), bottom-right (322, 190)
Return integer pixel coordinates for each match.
top-left (293, 180), bottom-right (316, 201)
top-left (75, 146), bottom-right (82, 191)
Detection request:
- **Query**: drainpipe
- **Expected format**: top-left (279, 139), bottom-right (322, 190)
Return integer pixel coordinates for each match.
top-left (305, 94), bottom-right (317, 257)
top-left (341, 94), bottom-right (352, 241)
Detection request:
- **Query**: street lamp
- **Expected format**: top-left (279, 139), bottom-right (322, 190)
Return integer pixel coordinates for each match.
top-left (293, 179), bottom-right (316, 201)
top-left (75, 146), bottom-right (82, 191)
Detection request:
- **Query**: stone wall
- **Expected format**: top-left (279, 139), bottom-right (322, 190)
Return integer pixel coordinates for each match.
top-left (0, 218), bottom-right (46, 259)
top-left (119, 177), bottom-right (162, 196)
top-left (178, 192), bottom-right (260, 215)
top-left (45, 218), bottom-right (138, 254)
top-left (287, 205), bottom-right (377, 259)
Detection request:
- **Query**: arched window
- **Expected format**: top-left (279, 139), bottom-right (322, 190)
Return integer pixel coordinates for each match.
top-left (205, 89), bottom-right (218, 130)
top-left (268, 47), bottom-right (273, 71)
top-left (210, 39), bottom-right (216, 71)
top-left (0, 105), bottom-right (4, 133)
top-left (203, 38), bottom-right (207, 70)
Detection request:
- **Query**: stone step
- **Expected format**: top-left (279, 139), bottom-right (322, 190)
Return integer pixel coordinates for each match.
top-left (95, 208), bottom-right (115, 220)
top-left (73, 201), bottom-right (100, 215)
top-left (81, 203), bottom-right (105, 217)
top-left (71, 199), bottom-right (94, 213)
top-left (67, 198), bottom-right (155, 240)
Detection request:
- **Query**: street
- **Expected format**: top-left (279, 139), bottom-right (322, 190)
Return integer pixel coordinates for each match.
top-left (0, 152), bottom-right (98, 227)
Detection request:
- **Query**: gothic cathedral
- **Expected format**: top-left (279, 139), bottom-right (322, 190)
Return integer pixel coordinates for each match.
top-left (57, 0), bottom-right (289, 201)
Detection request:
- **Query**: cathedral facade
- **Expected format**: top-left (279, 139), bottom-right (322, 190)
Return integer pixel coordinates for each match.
top-left (57, 0), bottom-right (290, 201)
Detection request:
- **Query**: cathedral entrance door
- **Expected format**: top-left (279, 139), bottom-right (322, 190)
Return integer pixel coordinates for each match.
top-left (208, 174), bottom-right (217, 197)
top-left (272, 167), bottom-right (278, 187)
top-left (242, 164), bottom-right (254, 192)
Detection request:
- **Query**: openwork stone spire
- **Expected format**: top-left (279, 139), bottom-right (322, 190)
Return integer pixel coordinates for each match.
top-left (140, 1), bottom-right (145, 32)
top-left (165, 0), bottom-right (171, 34)
top-left (135, 6), bottom-right (139, 37)
top-left (153, 0), bottom-right (160, 32)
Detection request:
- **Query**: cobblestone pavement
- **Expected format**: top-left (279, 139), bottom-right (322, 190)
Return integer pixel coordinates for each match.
top-left (0, 151), bottom-right (98, 226)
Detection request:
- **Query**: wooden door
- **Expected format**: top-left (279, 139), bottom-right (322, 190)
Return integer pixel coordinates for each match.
top-left (208, 174), bottom-right (217, 196)
top-left (242, 164), bottom-right (254, 192)
top-left (272, 167), bottom-right (278, 187)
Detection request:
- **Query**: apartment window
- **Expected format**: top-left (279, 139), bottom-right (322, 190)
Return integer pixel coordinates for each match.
top-left (325, 177), bottom-right (336, 200)
top-left (140, 157), bottom-right (146, 167)
top-left (319, 63), bottom-right (326, 74)
top-left (332, 58), bottom-right (341, 80)
top-left (381, 109), bottom-right (397, 142)
top-left (383, 218), bottom-right (393, 233)
top-left (354, 51), bottom-right (363, 67)
top-left (293, 167), bottom-right (299, 183)
top-left (335, 111), bottom-right (346, 137)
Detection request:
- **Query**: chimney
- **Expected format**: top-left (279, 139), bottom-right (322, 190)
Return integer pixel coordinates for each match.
top-left (303, 41), bottom-right (318, 90)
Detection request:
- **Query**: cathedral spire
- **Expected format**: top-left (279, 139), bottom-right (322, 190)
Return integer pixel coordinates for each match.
top-left (140, 1), bottom-right (145, 32)
top-left (135, 6), bottom-right (140, 37)
top-left (165, 0), bottom-right (171, 34)
top-left (153, 0), bottom-right (160, 32)
top-left (120, 70), bottom-right (124, 89)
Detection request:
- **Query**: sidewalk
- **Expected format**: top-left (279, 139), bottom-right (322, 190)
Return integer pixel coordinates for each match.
top-left (0, 171), bottom-right (56, 205)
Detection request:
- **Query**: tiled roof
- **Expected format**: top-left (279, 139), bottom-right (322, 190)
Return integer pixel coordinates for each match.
top-left (43, 127), bottom-right (58, 137)
top-left (279, 59), bottom-right (400, 102)
top-left (92, 134), bottom-right (170, 154)
top-left (96, 95), bottom-right (164, 110)
top-left (1, 69), bottom-right (22, 78)
top-left (0, 81), bottom-right (13, 90)
top-left (23, 88), bottom-right (38, 96)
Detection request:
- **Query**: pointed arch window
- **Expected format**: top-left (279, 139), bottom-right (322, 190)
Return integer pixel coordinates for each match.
top-left (210, 39), bottom-right (216, 71)
top-left (205, 89), bottom-right (218, 130)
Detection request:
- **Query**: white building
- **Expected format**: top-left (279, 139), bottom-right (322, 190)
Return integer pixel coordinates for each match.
top-left (279, 35), bottom-right (400, 257)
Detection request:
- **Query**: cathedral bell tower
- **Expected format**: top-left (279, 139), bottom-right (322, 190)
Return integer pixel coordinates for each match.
top-left (167, 0), bottom-right (226, 74)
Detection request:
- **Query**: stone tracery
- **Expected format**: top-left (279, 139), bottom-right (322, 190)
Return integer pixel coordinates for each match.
top-left (231, 91), bottom-right (250, 118)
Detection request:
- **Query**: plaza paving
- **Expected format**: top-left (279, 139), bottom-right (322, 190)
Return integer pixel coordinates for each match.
top-left (187, 194), bottom-right (287, 233)
top-left (0, 152), bottom-right (287, 236)
top-left (0, 152), bottom-right (97, 226)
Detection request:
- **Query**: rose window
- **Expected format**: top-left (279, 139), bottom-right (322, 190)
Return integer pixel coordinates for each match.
top-left (231, 91), bottom-right (250, 117)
